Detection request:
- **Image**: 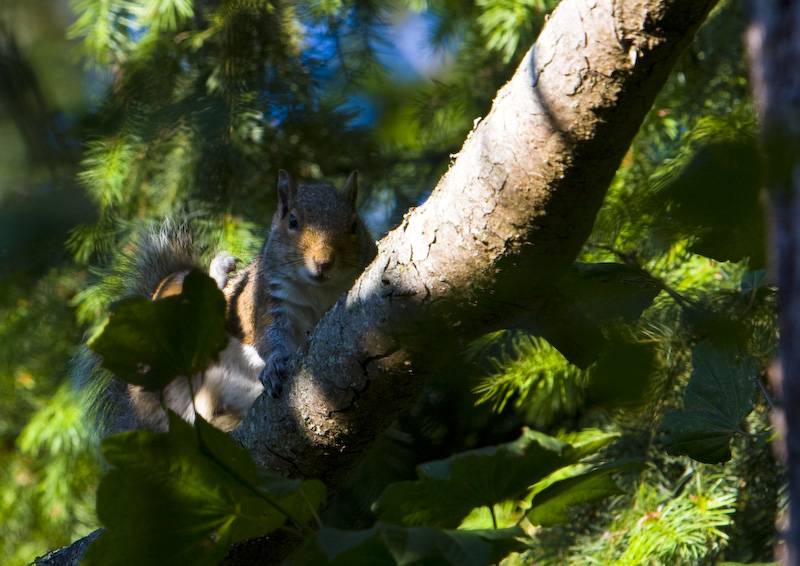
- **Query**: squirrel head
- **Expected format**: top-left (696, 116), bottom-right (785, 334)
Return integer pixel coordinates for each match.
top-left (269, 170), bottom-right (370, 287)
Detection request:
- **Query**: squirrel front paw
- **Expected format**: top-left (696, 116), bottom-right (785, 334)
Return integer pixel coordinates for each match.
top-left (209, 251), bottom-right (239, 290)
top-left (259, 349), bottom-right (289, 398)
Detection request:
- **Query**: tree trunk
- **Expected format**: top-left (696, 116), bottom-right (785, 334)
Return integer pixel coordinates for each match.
top-left (36, 0), bottom-right (720, 564)
top-left (747, 3), bottom-right (800, 564)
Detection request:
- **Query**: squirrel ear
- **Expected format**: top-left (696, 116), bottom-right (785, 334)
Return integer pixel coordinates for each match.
top-left (277, 170), bottom-right (295, 217)
top-left (343, 170), bottom-right (358, 208)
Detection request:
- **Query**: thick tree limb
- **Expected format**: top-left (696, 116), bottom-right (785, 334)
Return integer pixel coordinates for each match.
top-left (747, 2), bottom-right (800, 564)
top-left (233, 0), bottom-right (718, 493)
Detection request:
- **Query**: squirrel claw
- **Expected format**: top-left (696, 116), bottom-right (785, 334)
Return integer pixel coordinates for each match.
top-left (260, 353), bottom-right (288, 398)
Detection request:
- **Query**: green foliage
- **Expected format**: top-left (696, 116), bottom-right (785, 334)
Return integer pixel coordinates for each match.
top-left (602, 480), bottom-right (735, 565)
top-left (0, 267), bottom-right (101, 566)
top-left (472, 334), bottom-right (586, 428)
top-left (562, 262), bottom-right (663, 325)
top-left (289, 523), bottom-right (526, 566)
top-left (65, 0), bottom-right (385, 267)
top-left (475, 0), bottom-right (551, 62)
top-left (0, 385), bottom-right (100, 565)
top-left (0, 0), bottom-right (784, 564)
top-left (0, 269), bottom-right (82, 437)
top-left (660, 341), bottom-right (759, 464)
top-left (471, 261), bottom-right (663, 428)
top-left (374, 429), bottom-right (616, 529)
top-left (89, 271), bottom-right (228, 389)
top-left (68, 0), bottom-right (129, 65)
top-left (529, 471), bottom-right (738, 565)
top-left (84, 413), bottom-right (327, 566)
top-left (473, 330), bottom-right (658, 430)
top-left (585, 335), bottom-right (657, 408)
top-left (654, 140), bottom-right (765, 268)
top-left (526, 467), bottom-right (628, 528)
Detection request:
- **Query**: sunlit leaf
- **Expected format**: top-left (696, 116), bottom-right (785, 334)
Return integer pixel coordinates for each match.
top-left (527, 462), bottom-right (646, 527)
top-left (373, 430), bottom-right (616, 528)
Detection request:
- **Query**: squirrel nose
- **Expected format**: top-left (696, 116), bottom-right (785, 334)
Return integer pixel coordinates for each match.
top-left (308, 252), bottom-right (335, 279)
top-left (314, 256), bottom-right (334, 273)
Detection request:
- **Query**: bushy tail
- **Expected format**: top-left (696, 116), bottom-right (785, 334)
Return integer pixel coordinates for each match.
top-left (70, 345), bottom-right (134, 436)
top-left (124, 220), bottom-right (202, 298)
top-left (72, 220), bottom-right (206, 437)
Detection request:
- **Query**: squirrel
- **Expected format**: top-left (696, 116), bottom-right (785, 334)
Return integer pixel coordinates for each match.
top-left (221, 169), bottom-right (377, 397)
top-left (79, 170), bottom-right (376, 433)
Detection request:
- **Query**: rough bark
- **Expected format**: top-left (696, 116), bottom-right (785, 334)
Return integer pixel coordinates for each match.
top-left (747, 3), bottom-right (800, 565)
top-left (38, 0), bottom-right (720, 564)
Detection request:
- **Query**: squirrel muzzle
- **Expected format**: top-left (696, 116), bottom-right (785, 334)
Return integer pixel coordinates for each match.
top-left (306, 243), bottom-right (337, 282)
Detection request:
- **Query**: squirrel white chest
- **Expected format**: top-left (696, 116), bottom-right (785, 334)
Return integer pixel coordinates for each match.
top-left (270, 277), bottom-right (346, 349)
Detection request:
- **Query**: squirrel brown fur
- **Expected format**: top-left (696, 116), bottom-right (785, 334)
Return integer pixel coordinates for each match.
top-left (127, 252), bottom-right (264, 433)
top-left (222, 169), bottom-right (377, 397)
top-left (84, 170), bottom-right (376, 433)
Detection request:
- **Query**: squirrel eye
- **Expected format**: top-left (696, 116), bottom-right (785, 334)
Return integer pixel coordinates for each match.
top-left (349, 220), bottom-right (358, 235)
top-left (288, 214), bottom-right (299, 230)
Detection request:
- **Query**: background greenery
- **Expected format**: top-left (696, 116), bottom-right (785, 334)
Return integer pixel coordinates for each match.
top-left (0, 0), bottom-right (781, 564)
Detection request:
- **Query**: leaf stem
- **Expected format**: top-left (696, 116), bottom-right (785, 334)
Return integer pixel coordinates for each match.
top-left (736, 428), bottom-right (759, 440)
top-left (195, 426), bottom-right (318, 537)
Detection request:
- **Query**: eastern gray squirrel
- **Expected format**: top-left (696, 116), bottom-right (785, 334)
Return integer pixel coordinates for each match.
top-left (79, 170), bottom-right (376, 433)
top-left (222, 170), bottom-right (376, 398)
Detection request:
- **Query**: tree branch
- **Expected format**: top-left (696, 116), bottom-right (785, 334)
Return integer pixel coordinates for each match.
top-left (233, 0), bottom-right (719, 492)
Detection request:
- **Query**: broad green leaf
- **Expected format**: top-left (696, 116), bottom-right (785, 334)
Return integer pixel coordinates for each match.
top-left (682, 343), bottom-right (758, 423)
top-left (558, 429), bottom-right (621, 462)
top-left (522, 262), bottom-right (661, 369)
top-left (681, 303), bottom-right (749, 348)
top-left (659, 411), bottom-right (741, 465)
top-left (741, 269), bottom-right (773, 299)
top-left (88, 271), bottom-right (228, 391)
top-left (193, 416), bottom-right (327, 542)
top-left (287, 523), bottom-right (526, 566)
top-left (83, 412), bottom-right (326, 566)
top-left (527, 468), bottom-right (625, 527)
top-left (373, 430), bottom-right (616, 529)
top-left (660, 341), bottom-right (758, 464)
top-left (658, 140), bottom-right (765, 268)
